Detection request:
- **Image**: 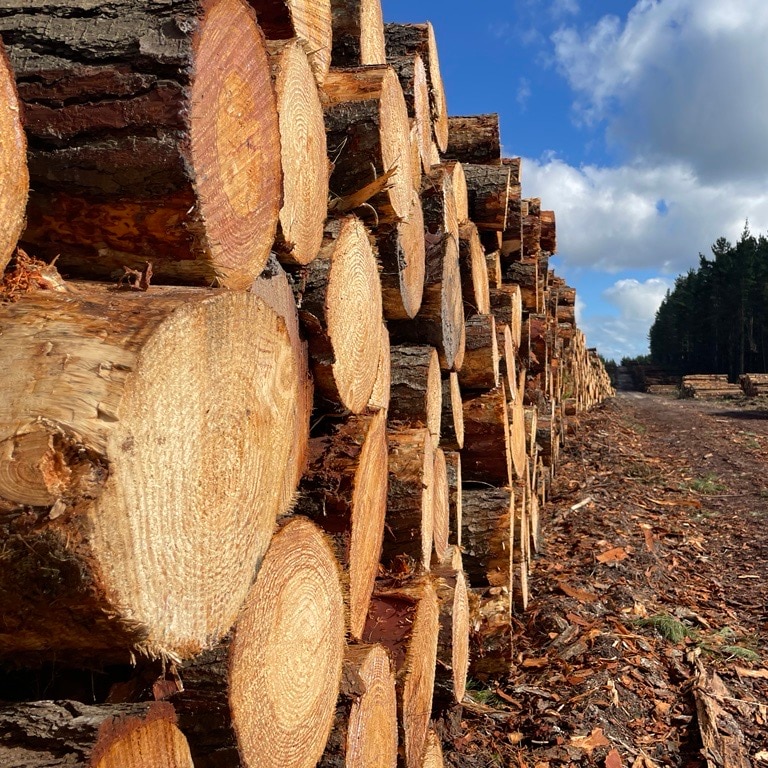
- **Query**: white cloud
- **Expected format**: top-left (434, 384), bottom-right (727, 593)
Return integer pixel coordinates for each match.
top-left (552, 0), bottom-right (768, 182)
top-left (517, 77), bottom-right (532, 110)
top-left (603, 278), bottom-right (670, 322)
top-left (550, 0), bottom-right (579, 19)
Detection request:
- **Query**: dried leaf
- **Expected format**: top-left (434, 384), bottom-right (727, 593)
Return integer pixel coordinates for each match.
top-left (557, 580), bottom-right (598, 603)
top-left (605, 748), bottom-right (623, 768)
top-left (734, 666), bottom-right (768, 679)
top-left (521, 657), bottom-right (549, 669)
top-left (597, 547), bottom-right (629, 564)
top-left (570, 727), bottom-right (610, 754)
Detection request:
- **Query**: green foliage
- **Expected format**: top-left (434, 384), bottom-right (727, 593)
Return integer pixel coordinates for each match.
top-left (649, 223), bottom-right (768, 377)
top-left (636, 613), bottom-right (691, 643)
top-left (684, 474), bottom-right (727, 494)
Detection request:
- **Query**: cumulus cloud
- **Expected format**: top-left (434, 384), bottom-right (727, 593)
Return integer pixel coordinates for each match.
top-left (603, 278), bottom-right (671, 322)
top-left (552, 0), bottom-right (768, 182)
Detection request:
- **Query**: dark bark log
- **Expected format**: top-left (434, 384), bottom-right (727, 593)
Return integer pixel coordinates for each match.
top-left (330, 0), bottom-right (386, 67)
top-left (444, 115), bottom-right (501, 165)
top-left (440, 373), bottom-right (464, 451)
top-left (461, 488), bottom-right (513, 589)
top-left (463, 164), bottom-right (509, 231)
top-left (461, 385), bottom-right (512, 487)
top-left (457, 314), bottom-right (499, 391)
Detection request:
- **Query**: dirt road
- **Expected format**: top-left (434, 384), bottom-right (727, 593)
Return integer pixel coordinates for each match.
top-left (449, 392), bottom-right (768, 768)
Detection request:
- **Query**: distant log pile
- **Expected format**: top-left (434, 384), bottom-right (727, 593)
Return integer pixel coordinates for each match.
top-left (739, 373), bottom-right (768, 397)
top-left (0, 2), bottom-right (612, 765)
top-left (681, 374), bottom-right (742, 399)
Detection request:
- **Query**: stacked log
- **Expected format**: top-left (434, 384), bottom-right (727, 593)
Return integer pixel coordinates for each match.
top-left (682, 374), bottom-right (742, 399)
top-left (0, 1), bottom-right (615, 764)
top-left (740, 373), bottom-right (768, 396)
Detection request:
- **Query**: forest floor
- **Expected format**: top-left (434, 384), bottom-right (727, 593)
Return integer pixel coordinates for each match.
top-left (448, 391), bottom-right (768, 768)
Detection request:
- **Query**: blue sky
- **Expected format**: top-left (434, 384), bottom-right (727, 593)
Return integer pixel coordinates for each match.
top-left (381, 0), bottom-right (768, 362)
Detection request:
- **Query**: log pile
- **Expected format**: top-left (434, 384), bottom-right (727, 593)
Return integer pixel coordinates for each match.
top-left (739, 373), bottom-right (768, 397)
top-left (0, 2), bottom-right (613, 765)
top-left (681, 374), bottom-right (742, 399)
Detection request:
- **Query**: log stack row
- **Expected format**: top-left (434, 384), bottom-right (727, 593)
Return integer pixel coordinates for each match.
top-left (0, 1), bottom-right (612, 766)
top-left (681, 374), bottom-right (742, 399)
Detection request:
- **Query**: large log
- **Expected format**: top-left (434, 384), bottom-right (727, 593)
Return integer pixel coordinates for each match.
top-left (294, 410), bottom-right (388, 640)
top-left (0, 284), bottom-right (299, 662)
top-left (0, 39), bottom-right (27, 275)
top-left (296, 215), bottom-right (382, 413)
top-left (382, 427), bottom-right (434, 570)
top-left (461, 488), bottom-right (513, 589)
top-left (363, 578), bottom-right (439, 768)
top-left (319, 644), bottom-right (398, 768)
top-left (444, 114), bottom-right (501, 165)
top-left (3, 0), bottom-right (281, 288)
top-left (463, 164), bottom-right (510, 231)
top-left (458, 314), bottom-right (499, 391)
top-left (249, 0), bottom-right (332, 85)
top-left (384, 23), bottom-right (448, 152)
top-left (267, 39), bottom-right (328, 266)
top-left (461, 385), bottom-right (512, 487)
top-left (323, 66), bottom-right (414, 226)
top-left (330, 0), bottom-right (386, 67)
top-left (175, 518), bottom-right (345, 768)
top-left (388, 345), bottom-right (442, 447)
top-left (0, 700), bottom-right (193, 768)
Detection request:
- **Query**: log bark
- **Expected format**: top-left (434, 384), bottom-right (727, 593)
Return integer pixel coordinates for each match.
top-left (461, 488), bottom-right (513, 589)
top-left (501, 158), bottom-right (523, 259)
top-left (540, 209), bottom-right (556, 253)
top-left (267, 39), bottom-right (328, 266)
top-left (384, 23), bottom-right (448, 152)
top-left (0, 39), bottom-right (28, 275)
top-left (250, 254), bottom-right (312, 515)
top-left (296, 215), bottom-right (382, 413)
top-left (376, 195), bottom-right (426, 319)
top-left (227, 518), bottom-right (345, 768)
top-left (387, 54), bottom-right (432, 175)
top-left (294, 410), bottom-right (388, 640)
top-left (431, 548), bottom-right (469, 710)
top-left (388, 233), bottom-right (465, 372)
top-left (459, 222), bottom-right (491, 315)
top-left (421, 165), bottom-right (459, 247)
top-left (368, 322), bottom-right (392, 412)
top-left (485, 251), bottom-right (503, 288)
top-left (444, 114), bottom-right (501, 165)
top-left (330, 0), bottom-right (386, 67)
top-left (463, 164), bottom-right (510, 231)
top-left (0, 284), bottom-right (299, 662)
top-left (468, 590), bottom-right (511, 678)
top-left (318, 644), bottom-right (398, 768)
top-left (363, 578), bottom-right (439, 768)
top-left (440, 373), bottom-right (464, 451)
top-left (324, 66), bottom-right (414, 226)
top-left (4, 0), bottom-right (281, 288)
top-left (444, 451), bottom-right (462, 547)
top-left (0, 700), bottom-right (193, 768)
top-left (461, 385), bottom-right (512, 487)
top-left (522, 197), bottom-right (542, 257)
top-left (489, 284), bottom-right (522, 349)
top-left (496, 322), bottom-right (517, 403)
top-left (382, 427), bottom-right (434, 570)
top-left (248, 0), bottom-right (332, 85)
top-left (388, 345), bottom-right (442, 447)
top-left (457, 314), bottom-right (499, 391)
top-left (504, 261), bottom-right (539, 314)
top-left (432, 447), bottom-right (450, 563)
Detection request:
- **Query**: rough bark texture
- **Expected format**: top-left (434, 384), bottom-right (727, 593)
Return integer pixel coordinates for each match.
top-left (0, 700), bottom-right (193, 768)
top-left (4, 0), bottom-right (281, 288)
top-left (461, 385), bottom-right (512, 487)
top-left (459, 222), bottom-right (491, 315)
top-left (444, 114), bottom-right (501, 165)
top-left (0, 284), bottom-right (299, 662)
top-left (387, 54), bottom-right (432, 174)
top-left (444, 451), bottom-right (462, 547)
top-left (0, 39), bottom-right (28, 275)
top-left (440, 373), bottom-right (464, 451)
top-left (463, 164), bottom-right (510, 232)
top-left (461, 488), bottom-right (513, 589)
top-left (330, 0), bottom-right (386, 67)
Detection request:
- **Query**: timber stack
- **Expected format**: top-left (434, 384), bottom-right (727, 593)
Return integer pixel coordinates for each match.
top-left (681, 374), bottom-right (742, 399)
top-left (0, 1), bottom-right (612, 765)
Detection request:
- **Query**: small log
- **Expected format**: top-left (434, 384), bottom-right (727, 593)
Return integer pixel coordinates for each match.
top-left (0, 700), bottom-right (193, 768)
top-left (231, 518), bottom-right (344, 768)
top-left (267, 39), bottom-right (328, 266)
top-left (432, 448), bottom-right (450, 563)
top-left (461, 385), bottom-right (512, 487)
top-left (387, 54), bottom-right (432, 175)
top-left (432, 547), bottom-right (469, 710)
top-left (444, 451), bottom-right (462, 547)
top-left (485, 251), bottom-right (503, 289)
top-left (384, 23), bottom-right (448, 151)
top-left (505, 261), bottom-right (539, 314)
top-left (463, 164), bottom-right (510, 231)
top-left (461, 488), bottom-right (513, 589)
top-left (330, 0), bottom-right (386, 67)
top-left (0, 39), bottom-right (28, 275)
top-left (249, 0), bottom-right (332, 85)
top-left (363, 578), bottom-right (440, 768)
top-left (377, 194), bottom-right (426, 319)
top-left (297, 215), bottom-right (382, 413)
top-left (7, 0), bottom-right (281, 288)
top-left (458, 314), bottom-right (499, 391)
top-left (440, 373), bottom-right (464, 451)
top-left (421, 165), bottom-right (459, 246)
top-left (388, 345), bottom-right (443, 447)
top-left (444, 114), bottom-right (501, 165)
top-left (459, 222), bottom-right (491, 315)
top-left (294, 411), bottom-right (388, 639)
top-left (319, 644), bottom-right (398, 768)
top-left (522, 197), bottom-right (542, 257)
top-left (324, 66), bottom-right (414, 226)
top-left (383, 427), bottom-right (434, 570)
top-left (0, 285), bottom-right (300, 661)
top-left (540, 209), bottom-right (556, 253)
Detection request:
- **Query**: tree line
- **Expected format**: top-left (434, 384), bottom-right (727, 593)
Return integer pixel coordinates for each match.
top-left (649, 225), bottom-right (768, 379)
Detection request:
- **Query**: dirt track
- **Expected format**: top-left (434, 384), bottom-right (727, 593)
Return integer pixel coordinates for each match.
top-left (449, 392), bottom-right (768, 768)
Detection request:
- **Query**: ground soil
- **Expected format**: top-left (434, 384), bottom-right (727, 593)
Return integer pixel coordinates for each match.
top-left (447, 391), bottom-right (768, 768)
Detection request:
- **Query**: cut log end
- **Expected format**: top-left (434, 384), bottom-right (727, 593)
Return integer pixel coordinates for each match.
top-left (229, 518), bottom-right (345, 768)
top-left (0, 41), bottom-right (28, 274)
